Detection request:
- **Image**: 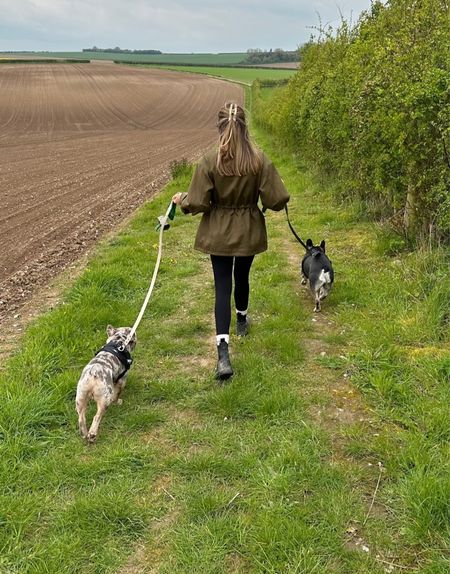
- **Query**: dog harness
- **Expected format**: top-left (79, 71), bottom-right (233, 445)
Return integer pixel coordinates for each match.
top-left (95, 343), bottom-right (133, 381)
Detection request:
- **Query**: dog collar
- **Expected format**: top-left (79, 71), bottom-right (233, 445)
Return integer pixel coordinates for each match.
top-left (95, 343), bottom-right (133, 380)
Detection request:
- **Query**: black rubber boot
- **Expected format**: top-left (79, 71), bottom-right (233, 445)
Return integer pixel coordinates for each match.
top-left (236, 313), bottom-right (249, 337)
top-left (216, 340), bottom-right (233, 381)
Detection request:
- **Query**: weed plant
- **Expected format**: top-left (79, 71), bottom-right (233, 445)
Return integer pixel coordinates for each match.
top-left (169, 158), bottom-right (192, 180)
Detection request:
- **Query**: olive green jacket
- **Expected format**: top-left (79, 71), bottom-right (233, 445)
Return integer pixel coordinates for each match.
top-left (180, 150), bottom-right (290, 256)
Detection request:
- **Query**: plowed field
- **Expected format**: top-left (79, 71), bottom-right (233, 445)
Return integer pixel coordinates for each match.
top-left (0, 63), bottom-right (243, 326)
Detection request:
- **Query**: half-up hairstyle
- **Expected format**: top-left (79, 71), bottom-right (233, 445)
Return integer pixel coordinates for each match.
top-left (216, 102), bottom-right (263, 176)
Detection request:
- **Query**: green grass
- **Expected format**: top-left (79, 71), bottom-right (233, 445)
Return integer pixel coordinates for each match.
top-left (1, 52), bottom-right (248, 64)
top-left (259, 86), bottom-right (284, 101)
top-left (141, 65), bottom-right (296, 85)
top-left (0, 88), bottom-right (448, 573)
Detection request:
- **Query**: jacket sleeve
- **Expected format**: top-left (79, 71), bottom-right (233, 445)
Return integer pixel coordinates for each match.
top-left (259, 157), bottom-right (290, 211)
top-left (180, 160), bottom-right (213, 215)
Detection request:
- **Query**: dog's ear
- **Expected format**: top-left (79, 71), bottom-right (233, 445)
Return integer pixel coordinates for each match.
top-left (306, 239), bottom-right (313, 248)
top-left (106, 325), bottom-right (116, 337)
top-left (320, 240), bottom-right (326, 252)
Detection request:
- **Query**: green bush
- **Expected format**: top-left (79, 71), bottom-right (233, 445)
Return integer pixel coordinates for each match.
top-left (257, 0), bottom-right (449, 243)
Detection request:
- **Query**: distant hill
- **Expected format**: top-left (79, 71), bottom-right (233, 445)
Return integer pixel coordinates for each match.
top-left (1, 51), bottom-right (249, 65)
top-left (0, 50), bottom-right (299, 66)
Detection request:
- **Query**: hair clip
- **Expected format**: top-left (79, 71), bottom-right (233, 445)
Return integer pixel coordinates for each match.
top-left (228, 103), bottom-right (238, 121)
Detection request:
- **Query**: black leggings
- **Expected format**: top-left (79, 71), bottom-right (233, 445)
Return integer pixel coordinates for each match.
top-left (210, 255), bottom-right (255, 335)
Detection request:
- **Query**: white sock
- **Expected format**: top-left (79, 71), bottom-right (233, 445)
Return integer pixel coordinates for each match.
top-left (236, 309), bottom-right (248, 316)
top-left (216, 334), bottom-right (229, 345)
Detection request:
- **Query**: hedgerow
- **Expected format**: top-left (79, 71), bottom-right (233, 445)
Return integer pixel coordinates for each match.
top-left (255, 0), bottom-right (449, 242)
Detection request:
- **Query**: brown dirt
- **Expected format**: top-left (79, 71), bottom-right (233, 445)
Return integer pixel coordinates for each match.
top-left (0, 62), bottom-right (243, 330)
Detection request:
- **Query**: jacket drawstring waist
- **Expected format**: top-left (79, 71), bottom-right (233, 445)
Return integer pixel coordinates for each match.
top-left (212, 204), bottom-right (258, 210)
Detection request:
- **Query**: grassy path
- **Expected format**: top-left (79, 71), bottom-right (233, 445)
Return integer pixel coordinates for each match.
top-left (1, 125), bottom-right (448, 572)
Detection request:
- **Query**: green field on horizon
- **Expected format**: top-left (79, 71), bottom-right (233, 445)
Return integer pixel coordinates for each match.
top-left (1, 51), bottom-right (249, 65)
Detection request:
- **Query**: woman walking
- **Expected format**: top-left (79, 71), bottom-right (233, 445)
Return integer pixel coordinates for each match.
top-left (172, 102), bottom-right (289, 380)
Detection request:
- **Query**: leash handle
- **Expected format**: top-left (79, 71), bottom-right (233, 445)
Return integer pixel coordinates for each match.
top-left (156, 201), bottom-right (176, 231)
top-left (285, 205), bottom-right (309, 251)
top-left (168, 201), bottom-right (177, 221)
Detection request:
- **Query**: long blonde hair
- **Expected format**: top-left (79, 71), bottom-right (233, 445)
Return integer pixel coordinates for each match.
top-left (216, 102), bottom-right (263, 176)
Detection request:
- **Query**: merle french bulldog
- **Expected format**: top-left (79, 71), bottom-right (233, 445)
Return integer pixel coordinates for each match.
top-left (76, 325), bottom-right (136, 443)
top-left (301, 239), bottom-right (334, 312)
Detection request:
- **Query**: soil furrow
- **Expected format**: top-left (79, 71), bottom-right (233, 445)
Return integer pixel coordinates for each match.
top-left (0, 63), bottom-right (243, 326)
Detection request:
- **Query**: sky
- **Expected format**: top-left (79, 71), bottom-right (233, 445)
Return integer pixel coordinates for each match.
top-left (0, 0), bottom-right (374, 53)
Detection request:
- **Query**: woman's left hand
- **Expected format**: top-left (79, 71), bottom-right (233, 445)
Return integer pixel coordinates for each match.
top-left (172, 192), bottom-right (183, 205)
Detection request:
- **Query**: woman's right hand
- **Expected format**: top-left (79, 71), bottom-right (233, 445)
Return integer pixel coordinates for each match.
top-left (172, 192), bottom-right (183, 205)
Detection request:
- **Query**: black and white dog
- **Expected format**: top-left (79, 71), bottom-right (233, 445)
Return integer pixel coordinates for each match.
top-left (301, 239), bottom-right (334, 312)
